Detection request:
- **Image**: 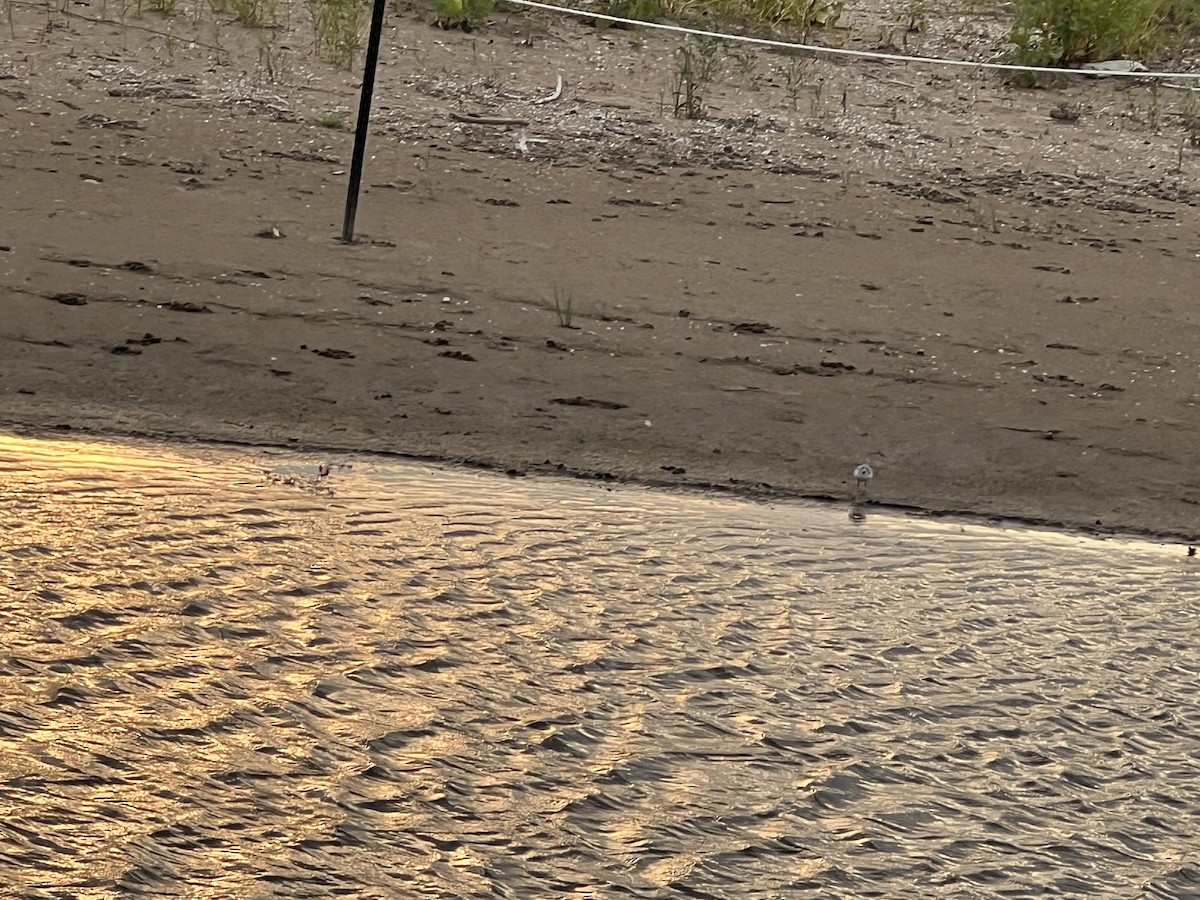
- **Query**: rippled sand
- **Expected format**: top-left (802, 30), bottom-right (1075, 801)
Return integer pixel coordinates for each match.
top-left (1, 433), bottom-right (1197, 898)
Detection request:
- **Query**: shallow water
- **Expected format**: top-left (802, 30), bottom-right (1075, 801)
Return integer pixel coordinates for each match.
top-left (1, 433), bottom-right (1198, 898)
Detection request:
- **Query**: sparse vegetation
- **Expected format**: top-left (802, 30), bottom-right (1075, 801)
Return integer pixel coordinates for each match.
top-left (230, 0), bottom-right (278, 27)
top-left (306, 0), bottom-right (364, 68)
top-left (743, 0), bottom-right (838, 34)
top-left (592, 0), bottom-right (665, 27)
top-left (317, 111), bottom-right (346, 128)
top-left (781, 51), bottom-right (811, 110)
top-left (808, 72), bottom-right (824, 115)
top-left (672, 35), bottom-right (721, 118)
top-left (1148, 79), bottom-right (1163, 130)
top-left (728, 44), bottom-right (757, 82)
top-left (552, 286), bottom-right (576, 328)
top-left (256, 30), bottom-right (284, 80)
top-left (1005, 0), bottom-right (1198, 67)
top-left (595, 0), bottom-right (838, 37)
top-left (10, 0), bottom-right (1200, 135)
top-left (1180, 88), bottom-right (1200, 146)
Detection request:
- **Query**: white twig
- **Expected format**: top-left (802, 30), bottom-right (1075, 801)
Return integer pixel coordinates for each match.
top-left (517, 130), bottom-right (550, 155)
top-left (533, 73), bottom-right (564, 105)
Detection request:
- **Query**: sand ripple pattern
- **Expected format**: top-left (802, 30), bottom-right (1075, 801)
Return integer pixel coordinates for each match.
top-left (1, 434), bottom-right (1198, 898)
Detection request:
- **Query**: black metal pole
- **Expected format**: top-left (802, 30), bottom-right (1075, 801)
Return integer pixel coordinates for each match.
top-left (341, 0), bottom-right (388, 244)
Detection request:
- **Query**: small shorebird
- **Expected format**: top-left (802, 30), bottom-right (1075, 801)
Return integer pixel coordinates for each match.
top-left (849, 463), bottom-right (873, 520)
top-left (853, 463), bottom-right (873, 493)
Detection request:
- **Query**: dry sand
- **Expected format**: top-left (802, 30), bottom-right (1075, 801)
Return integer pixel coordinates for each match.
top-left (2, 1), bottom-right (1199, 541)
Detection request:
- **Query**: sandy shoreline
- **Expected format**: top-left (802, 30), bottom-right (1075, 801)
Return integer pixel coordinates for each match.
top-left (5, 415), bottom-right (1200, 549)
top-left (3, 4), bottom-right (1200, 543)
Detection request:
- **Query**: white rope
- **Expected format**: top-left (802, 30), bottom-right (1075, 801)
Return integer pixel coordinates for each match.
top-left (502, 0), bottom-right (1200, 80)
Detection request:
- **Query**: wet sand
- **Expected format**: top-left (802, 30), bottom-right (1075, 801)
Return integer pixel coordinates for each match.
top-left (3, 432), bottom-right (1197, 896)
top-left (2, 2), bottom-right (1199, 540)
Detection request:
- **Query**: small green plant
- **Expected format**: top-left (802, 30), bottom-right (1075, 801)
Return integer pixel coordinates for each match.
top-left (553, 285), bottom-right (576, 328)
top-left (1147, 79), bottom-right (1162, 130)
top-left (230, 0), bottom-right (277, 26)
top-left (434, 0), bottom-right (491, 28)
top-left (318, 112), bottom-right (345, 129)
top-left (781, 51), bottom-right (811, 110)
top-left (1180, 88), bottom-right (1200, 147)
top-left (672, 36), bottom-right (721, 119)
top-left (257, 30), bottom-right (281, 80)
top-left (146, 0), bottom-right (178, 14)
top-left (695, 37), bottom-right (721, 80)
